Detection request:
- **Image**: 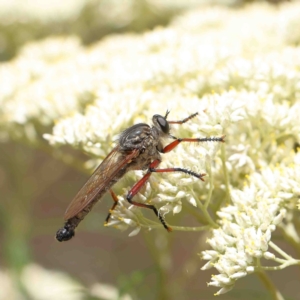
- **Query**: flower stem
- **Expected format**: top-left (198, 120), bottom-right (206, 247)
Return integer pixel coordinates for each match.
top-left (170, 225), bottom-right (211, 231)
top-left (269, 241), bottom-right (292, 260)
top-left (221, 143), bottom-right (231, 204)
top-left (193, 191), bottom-right (218, 228)
top-left (204, 159), bottom-right (213, 209)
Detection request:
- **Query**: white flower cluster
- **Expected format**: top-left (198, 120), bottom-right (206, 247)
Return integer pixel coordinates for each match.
top-left (201, 160), bottom-right (300, 294)
top-left (0, 0), bottom-right (201, 23)
top-left (1, 3), bottom-right (300, 143)
top-left (1, 1), bottom-right (300, 296)
top-left (0, 0), bottom-right (203, 60)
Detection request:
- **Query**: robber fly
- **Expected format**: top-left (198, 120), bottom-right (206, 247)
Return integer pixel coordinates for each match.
top-left (56, 111), bottom-right (225, 242)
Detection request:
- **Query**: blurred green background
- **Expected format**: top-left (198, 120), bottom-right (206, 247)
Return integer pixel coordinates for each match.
top-left (1, 0), bottom-right (299, 300)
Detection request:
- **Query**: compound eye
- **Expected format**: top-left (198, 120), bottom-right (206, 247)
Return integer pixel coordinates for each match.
top-left (157, 116), bottom-right (169, 133)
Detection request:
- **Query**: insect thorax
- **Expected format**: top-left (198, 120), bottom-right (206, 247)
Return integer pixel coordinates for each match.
top-left (119, 123), bottom-right (161, 170)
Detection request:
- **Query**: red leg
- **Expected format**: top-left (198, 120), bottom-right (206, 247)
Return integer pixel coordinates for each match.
top-left (162, 135), bottom-right (225, 153)
top-left (126, 159), bottom-right (172, 232)
top-left (127, 159), bottom-right (160, 198)
top-left (113, 133), bottom-right (224, 231)
top-left (124, 157), bottom-right (206, 231)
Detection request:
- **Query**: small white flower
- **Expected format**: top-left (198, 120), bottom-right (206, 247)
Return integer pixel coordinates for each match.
top-left (264, 252), bottom-right (276, 260)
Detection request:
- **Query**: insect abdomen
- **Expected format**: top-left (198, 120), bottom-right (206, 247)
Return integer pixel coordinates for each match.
top-left (56, 172), bottom-right (124, 242)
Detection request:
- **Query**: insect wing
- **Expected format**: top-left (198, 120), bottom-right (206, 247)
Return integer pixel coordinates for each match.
top-left (64, 146), bottom-right (139, 220)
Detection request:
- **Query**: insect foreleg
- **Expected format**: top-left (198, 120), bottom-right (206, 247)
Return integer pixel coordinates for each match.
top-left (167, 112), bottom-right (199, 124)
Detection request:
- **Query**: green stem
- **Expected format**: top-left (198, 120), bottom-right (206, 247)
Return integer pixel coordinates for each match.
top-left (139, 220), bottom-right (211, 232)
top-left (182, 201), bottom-right (208, 224)
top-left (168, 225), bottom-right (211, 231)
top-left (259, 259), bottom-right (300, 271)
top-left (193, 194), bottom-right (218, 228)
top-left (221, 143), bottom-right (231, 204)
top-left (204, 161), bottom-right (213, 209)
top-left (278, 223), bottom-right (300, 258)
top-left (269, 241), bottom-right (292, 260)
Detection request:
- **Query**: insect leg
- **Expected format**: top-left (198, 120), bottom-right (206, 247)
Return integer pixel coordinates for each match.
top-left (149, 167), bottom-right (206, 181)
top-left (126, 159), bottom-right (172, 232)
top-left (168, 112), bottom-right (199, 124)
top-left (162, 135), bottom-right (225, 153)
top-left (105, 189), bottom-right (119, 224)
top-left (155, 135), bottom-right (224, 180)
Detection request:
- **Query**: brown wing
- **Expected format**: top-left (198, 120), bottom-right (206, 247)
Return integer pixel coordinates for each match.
top-left (64, 145), bottom-right (140, 220)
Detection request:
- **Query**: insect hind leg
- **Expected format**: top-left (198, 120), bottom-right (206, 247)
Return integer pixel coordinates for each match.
top-left (105, 181), bottom-right (171, 232)
top-left (125, 159), bottom-right (172, 232)
top-left (104, 189), bottom-right (119, 224)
